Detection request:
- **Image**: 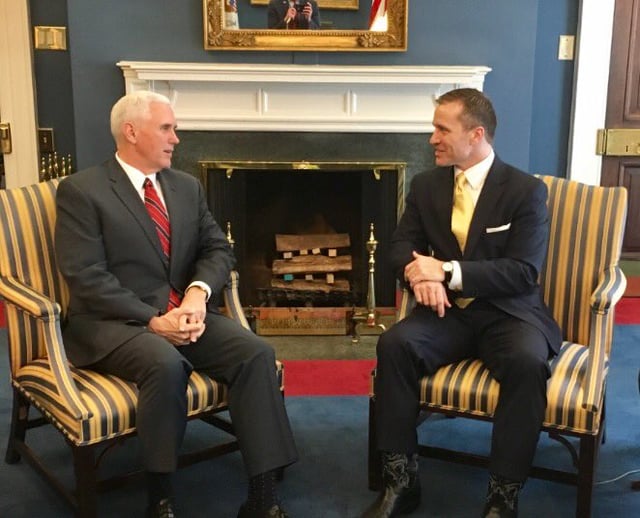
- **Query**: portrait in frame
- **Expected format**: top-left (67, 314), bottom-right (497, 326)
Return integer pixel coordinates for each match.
top-left (203, 0), bottom-right (408, 52)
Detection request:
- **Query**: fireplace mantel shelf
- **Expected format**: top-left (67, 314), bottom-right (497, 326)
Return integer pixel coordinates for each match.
top-left (118, 61), bottom-right (491, 133)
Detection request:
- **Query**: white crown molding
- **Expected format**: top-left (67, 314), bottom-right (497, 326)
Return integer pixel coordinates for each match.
top-left (117, 61), bottom-right (491, 133)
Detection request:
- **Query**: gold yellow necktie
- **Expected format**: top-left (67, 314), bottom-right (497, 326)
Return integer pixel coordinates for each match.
top-left (451, 172), bottom-right (474, 308)
top-left (451, 172), bottom-right (474, 252)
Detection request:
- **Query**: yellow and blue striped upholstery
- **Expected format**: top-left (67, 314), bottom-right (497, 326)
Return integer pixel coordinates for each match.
top-left (392, 175), bottom-right (627, 435)
top-left (14, 360), bottom-right (231, 445)
top-left (0, 179), bottom-right (280, 447)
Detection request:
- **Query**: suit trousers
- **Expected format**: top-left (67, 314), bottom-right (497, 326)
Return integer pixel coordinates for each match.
top-left (90, 312), bottom-right (298, 477)
top-left (374, 299), bottom-right (551, 482)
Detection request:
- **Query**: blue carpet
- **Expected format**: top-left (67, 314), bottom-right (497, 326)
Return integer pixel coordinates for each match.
top-left (1, 326), bottom-right (640, 517)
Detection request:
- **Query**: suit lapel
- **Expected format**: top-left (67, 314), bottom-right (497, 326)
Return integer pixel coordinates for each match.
top-left (464, 158), bottom-right (509, 256)
top-left (107, 159), bottom-right (168, 267)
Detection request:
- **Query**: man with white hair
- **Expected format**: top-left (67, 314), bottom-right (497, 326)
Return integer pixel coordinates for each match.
top-left (55, 90), bottom-right (297, 518)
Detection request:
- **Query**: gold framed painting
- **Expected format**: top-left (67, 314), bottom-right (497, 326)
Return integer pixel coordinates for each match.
top-left (203, 0), bottom-right (408, 52)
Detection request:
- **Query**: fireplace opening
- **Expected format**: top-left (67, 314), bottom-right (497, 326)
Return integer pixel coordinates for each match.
top-left (200, 161), bottom-right (405, 332)
top-left (248, 170), bottom-right (361, 307)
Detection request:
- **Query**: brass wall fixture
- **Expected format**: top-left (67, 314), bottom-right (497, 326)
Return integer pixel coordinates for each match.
top-left (596, 129), bottom-right (640, 156)
top-left (0, 123), bottom-right (11, 154)
top-left (33, 26), bottom-right (67, 50)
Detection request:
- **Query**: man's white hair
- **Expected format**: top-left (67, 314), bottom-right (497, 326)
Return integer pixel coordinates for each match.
top-left (110, 90), bottom-right (171, 141)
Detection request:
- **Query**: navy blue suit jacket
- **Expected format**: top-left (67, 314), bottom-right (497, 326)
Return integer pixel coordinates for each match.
top-left (390, 156), bottom-right (562, 353)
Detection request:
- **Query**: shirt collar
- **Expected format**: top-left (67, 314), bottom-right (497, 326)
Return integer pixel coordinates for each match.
top-left (115, 153), bottom-right (159, 197)
top-left (454, 149), bottom-right (495, 191)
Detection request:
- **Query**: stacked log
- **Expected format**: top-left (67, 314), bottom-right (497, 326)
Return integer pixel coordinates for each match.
top-left (271, 233), bottom-right (352, 293)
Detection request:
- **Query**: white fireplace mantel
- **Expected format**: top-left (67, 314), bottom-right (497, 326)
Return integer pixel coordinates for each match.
top-left (118, 61), bottom-right (491, 133)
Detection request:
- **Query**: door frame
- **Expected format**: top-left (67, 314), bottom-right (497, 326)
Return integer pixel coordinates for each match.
top-left (0, 0), bottom-right (39, 188)
top-left (567, 1), bottom-right (616, 185)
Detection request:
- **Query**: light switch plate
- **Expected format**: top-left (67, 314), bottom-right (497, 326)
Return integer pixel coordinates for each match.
top-left (33, 26), bottom-right (67, 50)
top-left (38, 128), bottom-right (55, 153)
top-left (558, 35), bottom-right (575, 61)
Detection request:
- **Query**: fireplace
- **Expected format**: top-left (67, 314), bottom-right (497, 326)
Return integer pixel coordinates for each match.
top-left (200, 161), bottom-right (404, 323)
top-left (118, 61), bottom-right (490, 334)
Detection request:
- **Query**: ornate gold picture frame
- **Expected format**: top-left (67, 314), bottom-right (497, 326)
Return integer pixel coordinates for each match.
top-left (203, 0), bottom-right (408, 52)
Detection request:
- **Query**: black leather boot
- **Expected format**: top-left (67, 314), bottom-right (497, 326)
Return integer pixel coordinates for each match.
top-left (481, 474), bottom-right (522, 518)
top-left (361, 452), bottom-right (420, 518)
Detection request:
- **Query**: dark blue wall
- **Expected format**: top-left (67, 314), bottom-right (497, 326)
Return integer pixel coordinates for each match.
top-left (30, 0), bottom-right (76, 163)
top-left (529, 0), bottom-right (578, 175)
top-left (34, 0), bottom-right (578, 175)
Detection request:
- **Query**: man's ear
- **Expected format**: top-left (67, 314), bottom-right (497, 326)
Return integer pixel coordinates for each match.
top-left (471, 125), bottom-right (485, 144)
top-left (123, 122), bottom-right (137, 143)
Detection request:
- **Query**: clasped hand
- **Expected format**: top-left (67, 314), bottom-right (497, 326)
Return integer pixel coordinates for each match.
top-left (404, 251), bottom-right (451, 317)
top-left (147, 290), bottom-right (207, 346)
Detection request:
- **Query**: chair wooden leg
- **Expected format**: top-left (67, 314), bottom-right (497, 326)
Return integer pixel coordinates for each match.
top-left (5, 389), bottom-right (28, 464)
top-left (72, 446), bottom-right (98, 518)
top-left (575, 433), bottom-right (600, 518)
top-left (368, 396), bottom-right (382, 491)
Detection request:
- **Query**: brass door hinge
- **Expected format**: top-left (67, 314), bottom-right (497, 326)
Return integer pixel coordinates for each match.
top-left (596, 129), bottom-right (640, 156)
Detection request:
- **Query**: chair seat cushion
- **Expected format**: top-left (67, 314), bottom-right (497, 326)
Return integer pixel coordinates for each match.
top-left (14, 359), bottom-right (282, 446)
top-left (418, 341), bottom-right (606, 435)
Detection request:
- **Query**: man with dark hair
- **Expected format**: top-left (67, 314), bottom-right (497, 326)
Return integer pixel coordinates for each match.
top-left (362, 88), bottom-right (561, 518)
top-left (55, 90), bottom-right (297, 518)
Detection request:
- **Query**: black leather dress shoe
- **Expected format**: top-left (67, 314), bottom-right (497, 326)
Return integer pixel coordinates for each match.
top-left (237, 503), bottom-right (289, 517)
top-left (146, 498), bottom-right (176, 518)
top-left (360, 474), bottom-right (421, 517)
top-left (481, 497), bottom-right (517, 518)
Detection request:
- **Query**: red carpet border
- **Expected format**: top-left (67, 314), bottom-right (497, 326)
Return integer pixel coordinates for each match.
top-left (615, 297), bottom-right (639, 324)
top-left (282, 359), bottom-right (377, 396)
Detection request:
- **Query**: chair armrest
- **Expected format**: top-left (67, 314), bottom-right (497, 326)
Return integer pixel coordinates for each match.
top-left (223, 270), bottom-right (251, 330)
top-left (589, 265), bottom-right (627, 312)
top-left (0, 276), bottom-right (90, 420)
top-left (397, 288), bottom-right (416, 321)
top-left (582, 266), bottom-right (627, 412)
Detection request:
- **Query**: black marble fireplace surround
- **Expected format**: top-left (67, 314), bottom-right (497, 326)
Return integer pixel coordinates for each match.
top-left (172, 131), bottom-right (434, 309)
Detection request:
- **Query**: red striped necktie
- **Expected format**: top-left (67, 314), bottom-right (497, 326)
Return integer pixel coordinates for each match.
top-left (143, 177), bottom-right (181, 311)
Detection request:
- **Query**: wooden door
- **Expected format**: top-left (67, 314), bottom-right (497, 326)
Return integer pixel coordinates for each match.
top-left (602, 0), bottom-right (640, 258)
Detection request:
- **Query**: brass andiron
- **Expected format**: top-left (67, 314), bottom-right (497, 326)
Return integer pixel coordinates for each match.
top-left (226, 221), bottom-right (235, 249)
top-left (350, 223), bottom-right (386, 343)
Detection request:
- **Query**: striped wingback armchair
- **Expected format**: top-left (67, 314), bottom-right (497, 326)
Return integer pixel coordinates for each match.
top-left (0, 179), bottom-right (280, 517)
top-left (367, 175), bottom-right (628, 517)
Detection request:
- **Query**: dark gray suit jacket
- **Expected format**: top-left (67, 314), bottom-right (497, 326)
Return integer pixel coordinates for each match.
top-left (390, 156), bottom-right (562, 354)
top-left (55, 158), bottom-right (235, 366)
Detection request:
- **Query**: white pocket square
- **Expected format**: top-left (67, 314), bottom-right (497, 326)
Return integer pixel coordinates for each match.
top-left (486, 223), bottom-right (511, 233)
